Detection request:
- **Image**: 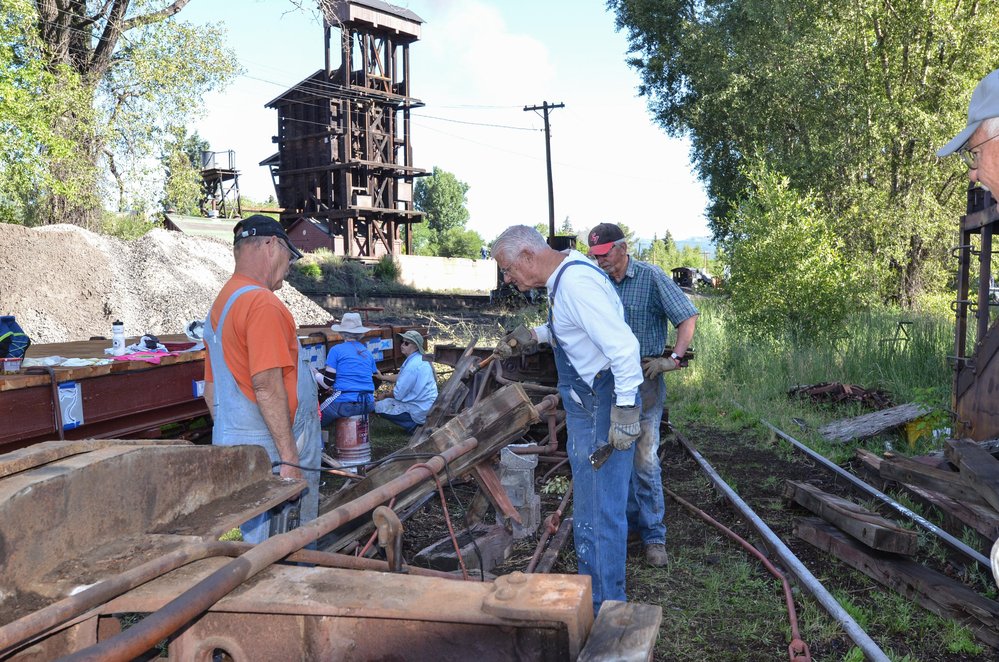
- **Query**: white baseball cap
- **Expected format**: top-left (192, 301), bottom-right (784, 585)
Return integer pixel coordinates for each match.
top-left (938, 69), bottom-right (999, 157)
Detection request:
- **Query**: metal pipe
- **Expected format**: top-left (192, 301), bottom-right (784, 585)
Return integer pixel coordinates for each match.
top-left (759, 419), bottom-right (990, 570)
top-left (63, 438), bottom-right (479, 662)
top-left (494, 361), bottom-right (559, 394)
top-left (665, 488), bottom-right (810, 662)
top-left (673, 428), bottom-right (889, 662)
top-left (510, 412), bottom-right (563, 455)
top-left (526, 480), bottom-right (573, 573)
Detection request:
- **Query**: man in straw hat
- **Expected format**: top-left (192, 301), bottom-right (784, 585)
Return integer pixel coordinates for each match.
top-left (203, 215), bottom-right (320, 543)
top-left (374, 330), bottom-right (438, 432)
top-left (315, 312), bottom-right (379, 426)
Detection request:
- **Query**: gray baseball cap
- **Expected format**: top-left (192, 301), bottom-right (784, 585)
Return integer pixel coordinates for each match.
top-left (938, 69), bottom-right (999, 157)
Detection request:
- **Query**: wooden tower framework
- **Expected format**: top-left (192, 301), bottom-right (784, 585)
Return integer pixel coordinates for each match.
top-left (262, 0), bottom-right (425, 257)
top-left (200, 150), bottom-right (241, 219)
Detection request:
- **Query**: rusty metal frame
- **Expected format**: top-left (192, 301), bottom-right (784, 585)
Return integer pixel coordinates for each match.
top-left (952, 186), bottom-right (999, 439)
top-left (63, 439), bottom-right (479, 661)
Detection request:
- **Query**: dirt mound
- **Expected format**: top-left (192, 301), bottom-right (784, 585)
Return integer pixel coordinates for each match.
top-left (0, 223), bottom-right (330, 344)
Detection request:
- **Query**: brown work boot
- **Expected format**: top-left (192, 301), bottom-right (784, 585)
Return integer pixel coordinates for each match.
top-left (644, 543), bottom-right (668, 567)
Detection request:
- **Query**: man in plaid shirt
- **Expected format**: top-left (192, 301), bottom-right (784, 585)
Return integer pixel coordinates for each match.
top-left (588, 223), bottom-right (698, 566)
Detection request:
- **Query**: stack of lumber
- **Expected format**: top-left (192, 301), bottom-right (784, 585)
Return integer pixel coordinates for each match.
top-left (856, 441), bottom-right (999, 547)
top-left (786, 442), bottom-right (999, 647)
top-left (788, 382), bottom-right (894, 410)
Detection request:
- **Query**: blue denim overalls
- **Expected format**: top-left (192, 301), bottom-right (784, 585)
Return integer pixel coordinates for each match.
top-left (548, 261), bottom-right (636, 614)
top-left (204, 285), bottom-right (322, 543)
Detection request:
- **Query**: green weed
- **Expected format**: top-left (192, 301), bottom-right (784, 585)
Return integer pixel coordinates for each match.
top-left (940, 620), bottom-right (984, 654)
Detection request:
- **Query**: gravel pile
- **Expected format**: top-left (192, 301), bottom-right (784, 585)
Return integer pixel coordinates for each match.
top-left (0, 223), bottom-right (330, 344)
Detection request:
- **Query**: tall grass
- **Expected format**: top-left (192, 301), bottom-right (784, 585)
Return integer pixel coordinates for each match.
top-left (670, 296), bottom-right (954, 451)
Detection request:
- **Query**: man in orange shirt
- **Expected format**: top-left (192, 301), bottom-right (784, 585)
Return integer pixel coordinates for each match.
top-left (203, 215), bottom-right (321, 543)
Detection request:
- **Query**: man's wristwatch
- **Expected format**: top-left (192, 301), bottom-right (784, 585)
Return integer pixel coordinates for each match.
top-left (670, 352), bottom-right (682, 367)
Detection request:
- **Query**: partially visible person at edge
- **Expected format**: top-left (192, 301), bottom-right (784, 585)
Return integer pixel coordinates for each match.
top-left (374, 330), bottom-right (438, 433)
top-left (314, 312), bottom-right (377, 428)
top-left (491, 224), bottom-right (643, 615)
top-left (588, 222), bottom-right (698, 568)
top-left (937, 69), bottom-right (999, 205)
top-left (937, 69), bottom-right (999, 583)
top-left (202, 215), bottom-right (321, 544)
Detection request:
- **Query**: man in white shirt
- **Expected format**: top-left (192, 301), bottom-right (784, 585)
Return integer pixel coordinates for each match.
top-left (491, 225), bottom-right (643, 615)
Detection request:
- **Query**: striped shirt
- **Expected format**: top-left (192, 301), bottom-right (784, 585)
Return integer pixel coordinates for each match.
top-left (614, 257), bottom-right (698, 357)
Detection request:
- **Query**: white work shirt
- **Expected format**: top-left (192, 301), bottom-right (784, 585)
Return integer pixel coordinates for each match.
top-left (533, 251), bottom-right (642, 406)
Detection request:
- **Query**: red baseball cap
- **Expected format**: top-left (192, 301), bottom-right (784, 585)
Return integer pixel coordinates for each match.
top-left (587, 223), bottom-right (625, 256)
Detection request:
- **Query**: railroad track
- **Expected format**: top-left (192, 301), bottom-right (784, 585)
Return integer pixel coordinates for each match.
top-left (661, 420), bottom-right (999, 661)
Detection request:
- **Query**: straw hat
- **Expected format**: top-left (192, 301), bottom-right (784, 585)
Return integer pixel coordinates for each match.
top-left (331, 312), bottom-right (373, 334)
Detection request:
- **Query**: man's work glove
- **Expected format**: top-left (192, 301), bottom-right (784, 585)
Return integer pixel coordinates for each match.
top-left (494, 325), bottom-right (538, 360)
top-left (609, 405), bottom-right (641, 450)
top-left (641, 356), bottom-right (680, 379)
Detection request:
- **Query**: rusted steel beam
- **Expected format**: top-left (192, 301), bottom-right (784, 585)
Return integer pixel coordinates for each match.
top-left (0, 538), bottom-right (466, 658)
top-left (62, 438), bottom-right (478, 662)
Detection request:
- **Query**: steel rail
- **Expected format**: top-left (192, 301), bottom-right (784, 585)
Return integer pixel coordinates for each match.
top-left (673, 427), bottom-right (890, 662)
top-left (0, 541), bottom-right (461, 657)
top-left (758, 418), bottom-right (990, 570)
top-left (63, 438), bottom-right (479, 662)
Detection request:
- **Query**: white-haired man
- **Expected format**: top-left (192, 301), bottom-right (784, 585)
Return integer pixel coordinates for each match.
top-left (938, 69), bottom-right (999, 196)
top-left (491, 224), bottom-right (643, 615)
top-left (939, 68), bottom-right (999, 589)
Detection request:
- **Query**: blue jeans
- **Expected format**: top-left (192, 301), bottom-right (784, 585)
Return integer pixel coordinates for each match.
top-left (378, 410), bottom-right (419, 433)
top-left (627, 375), bottom-right (667, 545)
top-left (558, 364), bottom-right (635, 614)
top-left (320, 395), bottom-right (374, 428)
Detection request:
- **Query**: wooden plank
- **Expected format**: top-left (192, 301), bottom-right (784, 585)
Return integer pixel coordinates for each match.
top-left (818, 403), bottom-right (928, 443)
top-left (945, 439), bottom-right (999, 512)
top-left (578, 600), bottom-right (662, 662)
top-left (905, 484), bottom-right (999, 542)
top-left (784, 480), bottom-right (917, 555)
top-left (318, 384), bottom-right (540, 552)
top-left (795, 517), bottom-right (999, 649)
top-left (879, 453), bottom-right (989, 507)
top-left (409, 338), bottom-right (478, 447)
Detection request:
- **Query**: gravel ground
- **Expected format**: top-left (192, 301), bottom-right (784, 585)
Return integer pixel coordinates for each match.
top-left (0, 223), bottom-right (330, 343)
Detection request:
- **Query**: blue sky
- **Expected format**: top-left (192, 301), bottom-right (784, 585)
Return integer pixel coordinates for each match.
top-left (181, 0), bottom-right (710, 242)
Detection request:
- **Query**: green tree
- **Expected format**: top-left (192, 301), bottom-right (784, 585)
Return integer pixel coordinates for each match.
top-left (413, 166), bottom-right (483, 258)
top-left (609, 0), bottom-right (995, 305)
top-left (160, 127), bottom-right (208, 215)
top-left (726, 159), bottom-right (862, 340)
top-left (9, 1), bottom-right (239, 228)
top-left (0, 0), bottom-right (86, 224)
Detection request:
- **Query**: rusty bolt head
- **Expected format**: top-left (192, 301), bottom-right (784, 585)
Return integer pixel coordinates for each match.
top-left (507, 571), bottom-right (527, 585)
top-left (495, 587), bottom-right (517, 601)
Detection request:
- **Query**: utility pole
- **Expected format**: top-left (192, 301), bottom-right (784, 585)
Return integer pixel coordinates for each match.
top-left (524, 101), bottom-right (565, 239)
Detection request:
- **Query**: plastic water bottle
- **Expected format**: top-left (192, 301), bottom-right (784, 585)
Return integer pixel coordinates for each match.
top-left (111, 320), bottom-right (126, 356)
